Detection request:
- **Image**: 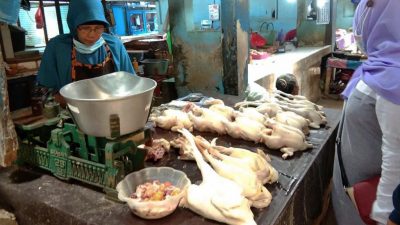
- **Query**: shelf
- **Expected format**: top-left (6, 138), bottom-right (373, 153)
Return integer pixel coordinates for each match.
top-left (6, 71), bottom-right (37, 80)
top-left (4, 55), bottom-right (41, 64)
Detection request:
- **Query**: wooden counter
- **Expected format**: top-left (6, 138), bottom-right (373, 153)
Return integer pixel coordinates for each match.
top-left (0, 108), bottom-right (341, 225)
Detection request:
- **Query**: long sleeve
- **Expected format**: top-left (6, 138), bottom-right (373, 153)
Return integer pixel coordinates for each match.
top-left (37, 35), bottom-right (73, 90)
top-left (37, 40), bottom-right (60, 89)
top-left (117, 39), bottom-right (135, 74)
top-left (103, 34), bottom-right (135, 75)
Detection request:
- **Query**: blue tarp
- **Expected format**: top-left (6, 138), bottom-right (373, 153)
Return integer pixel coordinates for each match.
top-left (0, 0), bottom-right (20, 24)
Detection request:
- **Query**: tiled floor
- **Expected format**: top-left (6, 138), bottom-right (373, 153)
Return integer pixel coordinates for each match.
top-left (321, 200), bottom-right (338, 225)
top-left (317, 95), bottom-right (344, 109)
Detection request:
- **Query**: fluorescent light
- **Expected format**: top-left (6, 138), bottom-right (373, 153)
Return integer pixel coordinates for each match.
top-left (317, 0), bottom-right (328, 8)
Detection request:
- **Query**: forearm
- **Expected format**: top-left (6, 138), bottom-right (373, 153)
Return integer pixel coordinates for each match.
top-left (54, 92), bottom-right (67, 108)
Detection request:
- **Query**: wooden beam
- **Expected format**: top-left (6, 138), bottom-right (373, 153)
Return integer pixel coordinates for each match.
top-left (0, 23), bottom-right (15, 60)
top-left (38, 0), bottom-right (49, 44)
top-left (55, 0), bottom-right (64, 34)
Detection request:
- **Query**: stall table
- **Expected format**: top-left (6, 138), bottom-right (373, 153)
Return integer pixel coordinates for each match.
top-left (0, 107), bottom-right (341, 225)
top-left (323, 57), bottom-right (364, 96)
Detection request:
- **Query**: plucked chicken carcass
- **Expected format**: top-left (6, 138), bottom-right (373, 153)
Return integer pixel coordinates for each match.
top-left (209, 103), bottom-right (236, 121)
top-left (273, 95), bottom-right (325, 117)
top-left (202, 98), bottom-right (225, 106)
top-left (273, 89), bottom-right (324, 111)
top-left (171, 136), bottom-right (278, 187)
top-left (274, 111), bottom-right (310, 135)
top-left (150, 109), bottom-right (193, 132)
top-left (235, 101), bottom-right (282, 118)
top-left (271, 90), bottom-right (327, 128)
top-left (278, 104), bottom-right (327, 129)
top-left (222, 111), bottom-right (267, 143)
top-left (202, 98), bottom-right (236, 121)
top-left (187, 105), bottom-right (229, 135)
top-left (238, 107), bottom-right (268, 124)
top-left (211, 143), bottom-right (279, 185)
top-left (236, 99), bottom-right (326, 129)
top-left (195, 137), bottom-right (272, 208)
top-left (178, 129), bottom-right (256, 225)
top-left (262, 119), bottom-right (313, 159)
top-left (274, 89), bottom-right (308, 100)
top-left (254, 102), bottom-right (282, 118)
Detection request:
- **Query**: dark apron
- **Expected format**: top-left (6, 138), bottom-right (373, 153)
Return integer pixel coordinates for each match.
top-left (71, 42), bottom-right (115, 81)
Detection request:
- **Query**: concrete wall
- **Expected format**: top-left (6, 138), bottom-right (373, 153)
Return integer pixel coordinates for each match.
top-left (169, 0), bottom-right (224, 97)
top-left (192, 0), bottom-right (221, 30)
top-left (336, 0), bottom-right (355, 29)
top-left (158, 0), bottom-right (169, 31)
top-left (297, 0), bottom-right (332, 47)
top-left (221, 0), bottom-right (250, 96)
top-left (249, 0), bottom-right (297, 45)
top-left (169, 0), bottom-right (250, 97)
top-left (168, 0), bottom-right (335, 97)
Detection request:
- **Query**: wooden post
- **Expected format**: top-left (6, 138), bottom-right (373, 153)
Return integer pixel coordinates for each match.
top-left (0, 23), bottom-right (15, 60)
top-left (55, 0), bottom-right (64, 34)
top-left (0, 49), bottom-right (18, 167)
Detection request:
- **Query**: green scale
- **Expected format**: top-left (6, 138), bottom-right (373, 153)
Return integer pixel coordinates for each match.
top-left (14, 110), bottom-right (149, 201)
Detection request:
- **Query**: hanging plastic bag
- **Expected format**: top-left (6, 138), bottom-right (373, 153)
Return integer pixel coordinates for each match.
top-left (35, 7), bottom-right (44, 29)
top-left (250, 32), bottom-right (266, 49)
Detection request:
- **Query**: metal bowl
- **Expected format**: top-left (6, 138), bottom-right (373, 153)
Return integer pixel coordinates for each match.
top-left (116, 167), bottom-right (191, 219)
top-left (60, 72), bottom-right (156, 137)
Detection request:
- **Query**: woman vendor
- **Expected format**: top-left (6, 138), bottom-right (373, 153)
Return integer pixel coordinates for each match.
top-left (37, 0), bottom-right (135, 105)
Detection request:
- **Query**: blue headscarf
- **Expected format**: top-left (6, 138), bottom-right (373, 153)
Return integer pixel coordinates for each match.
top-left (37, 0), bottom-right (135, 90)
top-left (342, 0), bottom-right (400, 104)
top-left (66, 0), bottom-right (109, 36)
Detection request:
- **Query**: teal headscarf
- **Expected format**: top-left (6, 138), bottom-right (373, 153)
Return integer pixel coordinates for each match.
top-left (0, 1), bottom-right (20, 24)
top-left (67, 0), bottom-right (109, 36)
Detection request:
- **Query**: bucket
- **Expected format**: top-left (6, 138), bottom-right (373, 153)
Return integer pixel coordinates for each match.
top-left (140, 59), bottom-right (169, 76)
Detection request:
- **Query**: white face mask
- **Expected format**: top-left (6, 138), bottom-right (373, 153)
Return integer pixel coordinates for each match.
top-left (73, 37), bottom-right (105, 54)
top-left (354, 4), bottom-right (372, 54)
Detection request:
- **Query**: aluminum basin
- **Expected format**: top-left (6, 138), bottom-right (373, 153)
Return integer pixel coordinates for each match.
top-left (60, 72), bottom-right (156, 137)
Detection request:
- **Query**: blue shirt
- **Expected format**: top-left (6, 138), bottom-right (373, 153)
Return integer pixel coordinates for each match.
top-left (390, 184), bottom-right (400, 224)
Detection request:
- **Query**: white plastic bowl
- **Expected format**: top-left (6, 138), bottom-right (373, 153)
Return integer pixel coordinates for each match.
top-left (116, 167), bottom-right (191, 219)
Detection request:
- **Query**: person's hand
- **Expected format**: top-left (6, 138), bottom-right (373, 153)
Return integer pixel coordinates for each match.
top-left (54, 92), bottom-right (67, 108)
top-left (388, 219), bottom-right (398, 225)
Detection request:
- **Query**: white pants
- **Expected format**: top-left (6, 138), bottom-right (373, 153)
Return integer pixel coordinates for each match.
top-left (358, 80), bottom-right (400, 224)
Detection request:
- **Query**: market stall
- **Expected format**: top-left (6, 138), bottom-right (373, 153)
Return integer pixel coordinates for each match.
top-left (0, 96), bottom-right (340, 225)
